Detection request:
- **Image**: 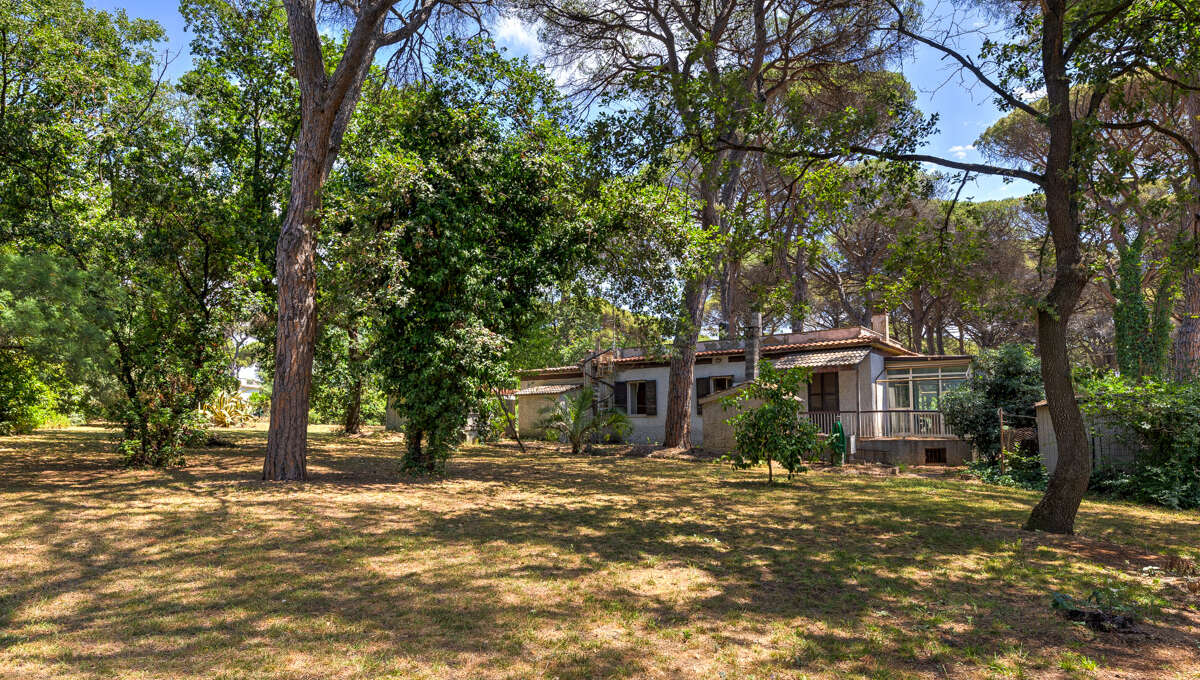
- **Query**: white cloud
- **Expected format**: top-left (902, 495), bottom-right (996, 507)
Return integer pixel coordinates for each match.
top-left (1013, 86), bottom-right (1046, 103)
top-left (494, 16), bottom-right (541, 54)
top-left (948, 144), bottom-right (976, 160)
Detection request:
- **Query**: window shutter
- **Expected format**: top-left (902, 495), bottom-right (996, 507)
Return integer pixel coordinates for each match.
top-left (645, 380), bottom-right (657, 416)
top-left (695, 377), bottom-right (711, 414)
top-left (613, 381), bottom-right (627, 413)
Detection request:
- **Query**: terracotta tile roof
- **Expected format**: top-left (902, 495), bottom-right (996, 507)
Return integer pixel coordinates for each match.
top-left (517, 328), bottom-right (919, 378)
top-left (773, 348), bottom-right (871, 370)
top-left (513, 383), bottom-right (581, 396)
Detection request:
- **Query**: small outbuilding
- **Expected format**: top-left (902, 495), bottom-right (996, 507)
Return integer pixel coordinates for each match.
top-left (1034, 399), bottom-right (1140, 473)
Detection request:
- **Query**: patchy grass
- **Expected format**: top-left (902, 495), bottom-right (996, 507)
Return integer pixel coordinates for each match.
top-left (2, 425), bottom-right (1199, 679)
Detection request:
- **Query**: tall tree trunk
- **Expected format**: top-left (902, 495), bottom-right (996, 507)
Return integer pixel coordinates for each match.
top-left (1025, 1), bottom-right (1091, 534)
top-left (1176, 268), bottom-right (1200, 379)
top-left (343, 325), bottom-right (363, 435)
top-left (1173, 92), bottom-right (1200, 380)
top-left (662, 279), bottom-right (706, 447)
top-left (264, 141), bottom-right (324, 480)
top-left (718, 261), bottom-right (735, 338)
top-left (789, 254), bottom-right (808, 332)
top-left (909, 289), bottom-right (925, 353)
top-left (263, 0), bottom-right (392, 480)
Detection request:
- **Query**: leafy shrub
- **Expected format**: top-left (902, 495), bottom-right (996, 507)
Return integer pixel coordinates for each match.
top-left (474, 395), bottom-right (510, 443)
top-left (941, 344), bottom-right (1043, 463)
top-left (0, 352), bottom-right (63, 435)
top-left (538, 387), bottom-right (631, 454)
top-left (967, 447), bottom-right (1047, 490)
top-left (720, 362), bottom-right (822, 483)
top-left (116, 405), bottom-right (207, 467)
top-left (248, 390), bottom-right (270, 416)
top-left (1081, 375), bottom-right (1200, 509)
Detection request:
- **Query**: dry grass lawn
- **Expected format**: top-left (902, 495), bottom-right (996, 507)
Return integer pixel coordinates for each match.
top-left (3, 425), bottom-right (1200, 679)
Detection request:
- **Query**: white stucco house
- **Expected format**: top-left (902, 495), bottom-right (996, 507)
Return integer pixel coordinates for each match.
top-left (516, 315), bottom-right (976, 465)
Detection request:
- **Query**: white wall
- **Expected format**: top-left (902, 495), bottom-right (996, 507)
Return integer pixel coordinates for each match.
top-left (520, 350), bottom-right (890, 447)
top-left (610, 356), bottom-right (749, 446)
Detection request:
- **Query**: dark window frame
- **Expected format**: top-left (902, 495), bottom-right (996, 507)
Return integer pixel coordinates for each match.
top-left (807, 372), bottom-right (840, 412)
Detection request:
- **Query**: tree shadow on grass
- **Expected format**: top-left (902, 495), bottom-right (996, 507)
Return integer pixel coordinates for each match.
top-left (1, 429), bottom-right (1198, 678)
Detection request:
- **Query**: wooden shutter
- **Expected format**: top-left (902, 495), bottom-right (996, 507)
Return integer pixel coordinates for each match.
top-left (613, 381), bottom-right (627, 412)
top-left (695, 377), bottom-right (711, 414)
top-left (645, 380), bottom-right (657, 416)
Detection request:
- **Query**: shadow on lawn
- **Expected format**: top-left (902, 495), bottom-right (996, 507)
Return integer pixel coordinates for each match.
top-left (0, 428), bottom-right (1196, 678)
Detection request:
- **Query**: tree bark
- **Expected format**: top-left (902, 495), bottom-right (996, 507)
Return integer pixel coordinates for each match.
top-left (662, 279), bottom-right (706, 448)
top-left (343, 325), bottom-right (363, 435)
top-left (1173, 93), bottom-right (1200, 380)
top-left (1024, 0), bottom-right (1091, 534)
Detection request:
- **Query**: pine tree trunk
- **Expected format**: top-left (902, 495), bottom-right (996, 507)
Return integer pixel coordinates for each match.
top-left (789, 256), bottom-right (808, 332)
top-left (263, 0), bottom-right (387, 480)
top-left (263, 152), bottom-right (323, 480)
top-left (662, 279), bottom-right (706, 448)
top-left (1176, 270), bottom-right (1200, 380)
top-left (1024, 1), bottom-right (1091, 534)
top-left (1173, 93), bottom-right (1200, 380)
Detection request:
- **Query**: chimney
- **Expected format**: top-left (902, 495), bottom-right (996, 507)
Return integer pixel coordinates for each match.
top-left (870, 313), bottom-right (889, 341)
top-left (744, 311), bottom-right (762, 382)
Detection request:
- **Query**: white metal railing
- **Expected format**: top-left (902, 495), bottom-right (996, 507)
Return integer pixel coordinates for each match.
top-left (802, 410), bottom-right (958, 438)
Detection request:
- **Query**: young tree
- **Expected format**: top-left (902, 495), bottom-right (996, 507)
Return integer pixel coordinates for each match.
top-left (720, 362), bottom-right (822, 483)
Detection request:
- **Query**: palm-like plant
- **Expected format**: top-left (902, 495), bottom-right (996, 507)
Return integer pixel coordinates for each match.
top-left (537, 387), bottom-right (632, 454)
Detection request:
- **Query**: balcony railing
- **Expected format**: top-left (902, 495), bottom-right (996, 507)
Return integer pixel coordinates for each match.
top-left (802, 410), bottom-right (958, 439)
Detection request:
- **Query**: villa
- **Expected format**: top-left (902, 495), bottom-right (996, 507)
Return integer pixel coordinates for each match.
top-left (515, 315), bottom-right (975, 465)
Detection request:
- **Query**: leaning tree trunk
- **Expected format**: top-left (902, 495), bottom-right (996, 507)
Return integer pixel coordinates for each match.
top-left (1024, 1), bottom-right (1091, 534)
top-left (662, 279), bottom-right (706, 448)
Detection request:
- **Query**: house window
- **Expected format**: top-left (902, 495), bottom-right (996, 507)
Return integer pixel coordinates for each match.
top-left (883, 365), bottom-right (969, 411)
top-left (925, 447), bottom-right (947, 464)
top-left (695, 375), bottom-right (734, 414)
top-left (808, 372), bottom-right (839, 412)
top-left (627, 380), bottom-right (657, 416)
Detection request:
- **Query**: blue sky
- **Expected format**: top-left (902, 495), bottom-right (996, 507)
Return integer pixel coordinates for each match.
top-left (91, 0), bottom-right (1035, 202)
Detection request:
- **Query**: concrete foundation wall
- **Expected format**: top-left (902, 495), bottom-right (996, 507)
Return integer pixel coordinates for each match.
top-left (854, 438), bottom-right (972, 466)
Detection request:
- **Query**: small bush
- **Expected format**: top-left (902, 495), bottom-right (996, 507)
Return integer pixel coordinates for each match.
top-left (248, 391), bottom-right (270, 416)
top-left (1081, 375), bottom-right (1200, 509)
top-left (967, 448), bottom-right (1047, 491)
top-left (117, 406), bottom-right (207, 467)
top-left (474, 396), bottom-right (509, 443)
